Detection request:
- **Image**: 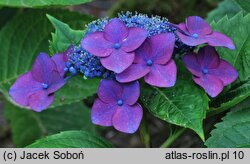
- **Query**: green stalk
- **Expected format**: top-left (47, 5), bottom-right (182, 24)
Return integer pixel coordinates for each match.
top-left (160, 128), bottom-right (185, 148)
top-left (139, 115), bottom-right (151, 148)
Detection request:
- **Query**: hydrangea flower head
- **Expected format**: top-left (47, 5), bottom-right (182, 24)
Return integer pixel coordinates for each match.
top-left (92, 79), bottom-right (143, 133)
top-left (116, 33), bottom-right (177, 87)
top-left (177, 16), bottom-right (235, 50)
top-left (81, 18), bottom-right (148, 73)
top-left (183, 46), bottom-right (238, 97)
top-left (9, 53), bottom-right (66, 112)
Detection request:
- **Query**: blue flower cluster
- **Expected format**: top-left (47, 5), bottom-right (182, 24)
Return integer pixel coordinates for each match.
top-left (65, 46), bottom-right (115, 79)
top-left (68, 12), bottom-right (193, 79)
top-left (118, 11), bottom-right (174, 36)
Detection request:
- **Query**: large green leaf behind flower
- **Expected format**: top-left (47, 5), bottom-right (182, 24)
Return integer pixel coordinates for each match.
top-left (0, 0), bottom-right (91, 8)
top-left (207, 0), bottom-right (243, 22)
top-left (27, 131), bottom-right (113, 148)
top-left (140, 62), bottom-right (209, 141)
top-left (234, 0), bottom-right (250, 13)
top-left (4, 101), bottom-right (96, 147)
top-left (206, 106), bottom-right (250, 148)
top-left (209, 12), bottom-right (250, 112)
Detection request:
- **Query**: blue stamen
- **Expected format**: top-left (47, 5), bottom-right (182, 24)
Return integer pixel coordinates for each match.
top-left (202, 68), bottom-right (209, 75)
top-left (117, 99), bottom-right (123, 106)
top-left (67, 46), bottom-right (115, 80)
top-left (42, 83), bottom-right (49, 89)
top-left (147, 60), bottom-right (153, 66)
top-left (69, 67), bottom-right (77, 75)
top-left (64, 67), bottom-right (68, 72)
top-left (65, 62), bottom-right (71, 68)
top-left (114, 43), bottom-right (121, 49)
top-left (192, 33), bottom-right (199, 39)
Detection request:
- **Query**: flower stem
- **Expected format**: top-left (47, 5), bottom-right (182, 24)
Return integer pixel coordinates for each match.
top-left (139, 115), bottom-right (151, 148)
top-left (160, 128), bottom-right (186, 148)
top-left (64, 73), bottom-right (78, 81)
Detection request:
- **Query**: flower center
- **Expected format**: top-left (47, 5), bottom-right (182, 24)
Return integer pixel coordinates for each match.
top-left (147, 60), bottom-right (153, 66)
top-left (117, 99), bottom-right (123, 106)
top-left (114, 43), bottom-right (121, 49)
top-left (42, 83), bottom-right (49, 89)
top-left (192, 33), bottom-right (199, 39)
top-left (202, 68), bottom-right (209, 75)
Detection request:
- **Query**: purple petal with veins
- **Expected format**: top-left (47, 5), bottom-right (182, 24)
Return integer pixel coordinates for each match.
top-left (122, 81), bottom-right (140, 105)
top-left (150, 33), bottom-right (175, 64)
top-left (31, 53), bottom-right (57, 83)
top-left (209, 60), bottom-right (238, 86)
top-left (81, 32), bottom-right (113, 57)
top-left (197, 46), bottom-right (220, 69)
top-left (183, 52), bottom-right (202, 77)
top-left (98, 79), bottom-right (123, 103)
top-left (103, 18), bottom-right (128, 43)
top-left (91, 99), bottom-right (117, 126)
top-left (121, 27), bottom-right (148, 52)
top-left (116, 64), bottom-right (150, 83)
top-left (112, 103), bottom-right (143, 134)
top-left (47, 71), bottom-right (66, 94)
top-left (52, 46), bottom-right (73, 77)
top-left (144, 60), bottom-right (177, 87)
top-left (186, 16), bottom-right (212, 35)
top-left (177, 31), bottom-right (207, 46)
top-left (206, 32), bottom-right (235, 50)
top-left (101, 50), bottom-right (135, 73)
top-left (193, 75), bottom-right (224, 98)
top-left (9, 72), bottom-right (42, 107)
top-left (28, 91), bottom-right (54, 112)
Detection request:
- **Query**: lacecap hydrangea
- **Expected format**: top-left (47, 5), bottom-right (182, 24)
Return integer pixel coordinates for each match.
top-left (9, 12), bottom-right (237, 134)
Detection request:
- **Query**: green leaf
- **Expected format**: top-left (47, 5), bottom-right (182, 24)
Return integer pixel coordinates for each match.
top-left (206, 107), bottom-right (250, 148)
top-left (27, 131), bottom-right (113, 148)
top-left (207, 0), bottom-right (243, 22)
top-left (47, 14), bottom-right (92, 54)
top-left (51, 76), bottom-right (99, 108)
top-left (0, 0), bottom-right (91, 8)
top-left (209, 12), bottom-right (250, 111)
top-left (0, 7), bottom-right (17, 30)
top-left (211, 12), bottom-right (250, 84)
top-left (4, 101), bottom-right (96, 147)
top-left (208, 80), bottom-right (250, 115)
top-left (0, 9), bottom-right (97, 108)
top-left (140, 79), bottom-right (209, 141)
top-left (234, 0), bottom-right (250, 12)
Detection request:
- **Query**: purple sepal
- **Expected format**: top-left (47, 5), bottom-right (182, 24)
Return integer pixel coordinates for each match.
top-left (117, 33), bottom-right (177, 87)
top-left (52, 45), bottom-right (73, 77)
top-left (91, 80), bottom-right (143, 133)
top-left (183, 46), bottom-right (238, 97)
top-left (9, 53), bottom-right (66, 111)
top-left (177, 16), bottom-right (235, 49)
top-left (81, 18), bottom-right (148, 73)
